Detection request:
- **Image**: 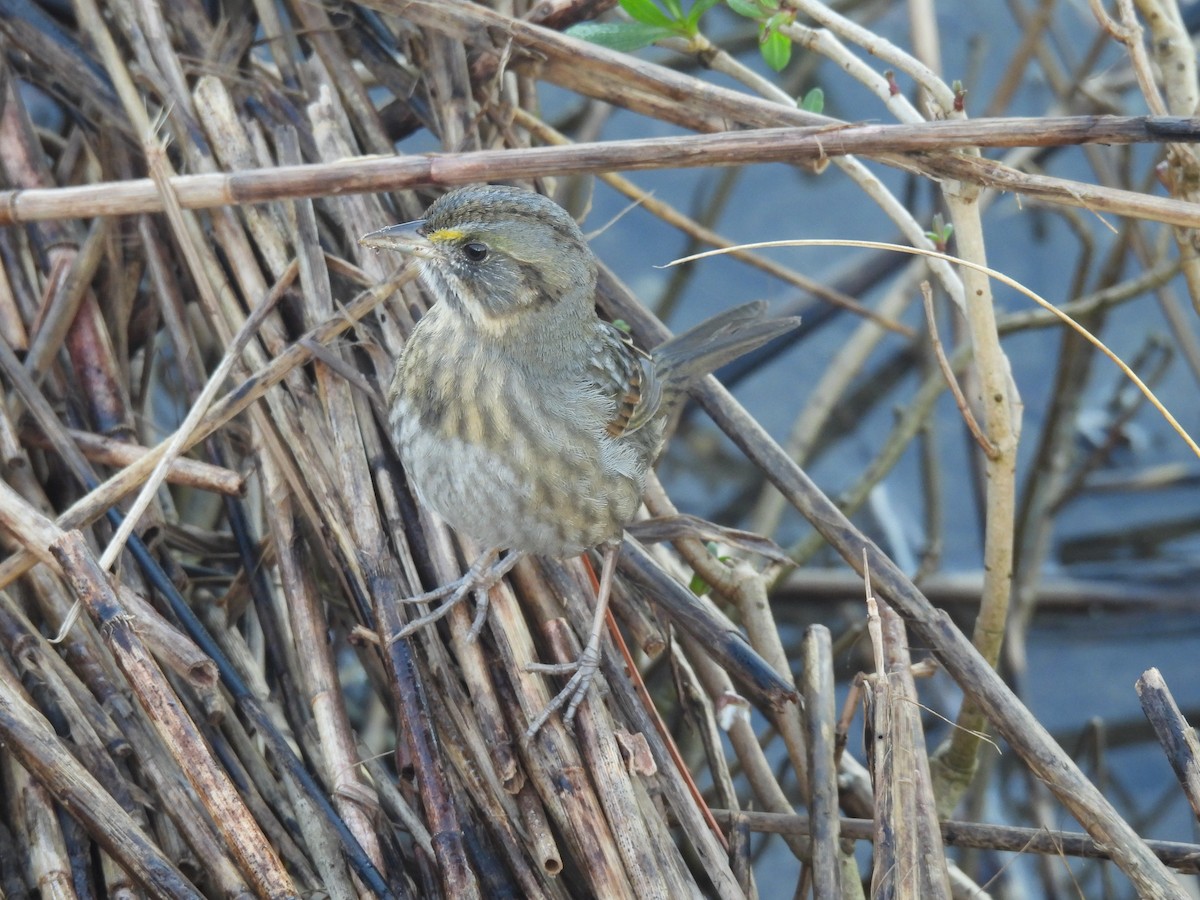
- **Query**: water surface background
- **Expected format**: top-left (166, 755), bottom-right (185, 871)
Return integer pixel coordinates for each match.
top-left (568, 3), bottom-right (1199, 896)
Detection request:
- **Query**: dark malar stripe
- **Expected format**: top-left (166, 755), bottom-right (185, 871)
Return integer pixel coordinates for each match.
top-left (515, 261), bottom-right (559, 308)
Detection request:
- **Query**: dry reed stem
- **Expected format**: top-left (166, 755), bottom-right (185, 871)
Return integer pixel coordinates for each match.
top-left (51, 531), bottom-right (296, 895)
top-left (1136, 668), bottom-right (1200, 821)
top-left (653, 354), bottom-right (1184, 895)
top-left (20, 426), bottom-right (245, 495)
top-left (863, 588), bottom-right (952, 898)
top-left (0, 653), bottom-right (203, 897)
top-left (710, 810), bottom-right (1200, 872)
top-left (750, 260), bottom-right (927, 539)
top-left (2, 117), bottom-right (1198, 225)
top-left (801, 625), bottom-right (847, 898)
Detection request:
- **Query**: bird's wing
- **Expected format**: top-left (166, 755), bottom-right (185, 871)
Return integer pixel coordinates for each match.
top-left (587, 322), bottom-right (663, 440)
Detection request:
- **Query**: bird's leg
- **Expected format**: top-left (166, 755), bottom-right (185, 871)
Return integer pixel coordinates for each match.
top-left (524, 542), bottom-right (620, 738)
top-left (391, 548), bottom-right (522, 642)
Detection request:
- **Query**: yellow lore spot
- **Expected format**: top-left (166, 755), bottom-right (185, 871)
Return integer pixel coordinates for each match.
top-left (427, 228), bottom-right (464, 242)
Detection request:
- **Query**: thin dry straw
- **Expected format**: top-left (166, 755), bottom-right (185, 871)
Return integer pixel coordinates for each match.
top-left (668, 239), bottom-right (1200, 459)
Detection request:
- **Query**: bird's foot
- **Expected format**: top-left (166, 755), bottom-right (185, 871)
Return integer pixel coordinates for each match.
top-left (524, 637), bottom-right (602, 739)
top-left (523, 542), bottom-right (620, 739)
top-left (391, 549), bottom-right (522, 642)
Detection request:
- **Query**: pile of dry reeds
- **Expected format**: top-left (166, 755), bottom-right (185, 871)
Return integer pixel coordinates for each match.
top-left (0, 0), bottom-right (1198, 897)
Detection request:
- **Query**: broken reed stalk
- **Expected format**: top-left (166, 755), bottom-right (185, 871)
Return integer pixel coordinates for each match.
top-left (864, 594), bottom-right (951, 898)
top-left (49, 531), bottom-right (295, 895)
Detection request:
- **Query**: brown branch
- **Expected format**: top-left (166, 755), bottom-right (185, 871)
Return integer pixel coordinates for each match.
top-left (1137, 668), bottom-right (1200, 822)
top-left (21, 426), bottom-right (245, 496)
top-left (1, 117), bottom-right (1197, 225)
top-left (50, 530), bottom-right (296, 895)
top-left (920, 281), bottom-right (996, 458)
top-left (709, 810), bottom-right (1200, 872)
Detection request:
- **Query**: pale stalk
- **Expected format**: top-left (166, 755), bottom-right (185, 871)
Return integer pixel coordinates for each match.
top-left (927, 182), bottom-right (1022, 816)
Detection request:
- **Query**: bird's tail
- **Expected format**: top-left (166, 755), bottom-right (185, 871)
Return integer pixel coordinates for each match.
top-left (652, 300), bottom-right (800, 399)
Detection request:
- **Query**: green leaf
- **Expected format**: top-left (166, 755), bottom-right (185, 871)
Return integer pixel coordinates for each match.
top-left (800, 86), bottom-right (824, 113)
top-left (686, 0), bottom-right (722, 28)
top-left (727, 0), bottom-right (763, 19)
top-left (619, 0), bottom-right (674, 27)
top-left (567, 21), bottom-right (675, 51)
top-left (763, 9), bottom-right (790, 29)
top-left (925, 216), bottom-right (954, 246)
top-left (661, 0), bottom-right (685, 18)
top-left (688, 542), bottom-right (724, 595)
top-left (760, 26), bottom-right (792, 70)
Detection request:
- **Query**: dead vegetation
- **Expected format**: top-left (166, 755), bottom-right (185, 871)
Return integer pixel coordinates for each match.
top-left (0, 0), bottom-right (1198, 897)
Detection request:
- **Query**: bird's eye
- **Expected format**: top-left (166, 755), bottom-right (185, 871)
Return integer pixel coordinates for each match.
top-left (462, 242), bottom-right (489, 262)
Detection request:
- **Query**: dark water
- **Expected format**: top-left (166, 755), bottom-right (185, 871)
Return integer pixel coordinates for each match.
top-left (570, 3), bottom-right (1200, 896)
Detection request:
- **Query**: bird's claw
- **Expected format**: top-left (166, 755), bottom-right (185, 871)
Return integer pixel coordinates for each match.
top-left (390, 549), bottom-right (521, 642)
top-left (524, 642), bottom-right (602, 739)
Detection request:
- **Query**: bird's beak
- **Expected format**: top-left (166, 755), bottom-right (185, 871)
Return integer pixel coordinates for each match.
top-left (358, 220), bottom-right (435, 258)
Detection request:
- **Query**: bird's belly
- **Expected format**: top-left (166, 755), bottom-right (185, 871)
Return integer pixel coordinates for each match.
top-left (395, 397), bottom-right (645, 558)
